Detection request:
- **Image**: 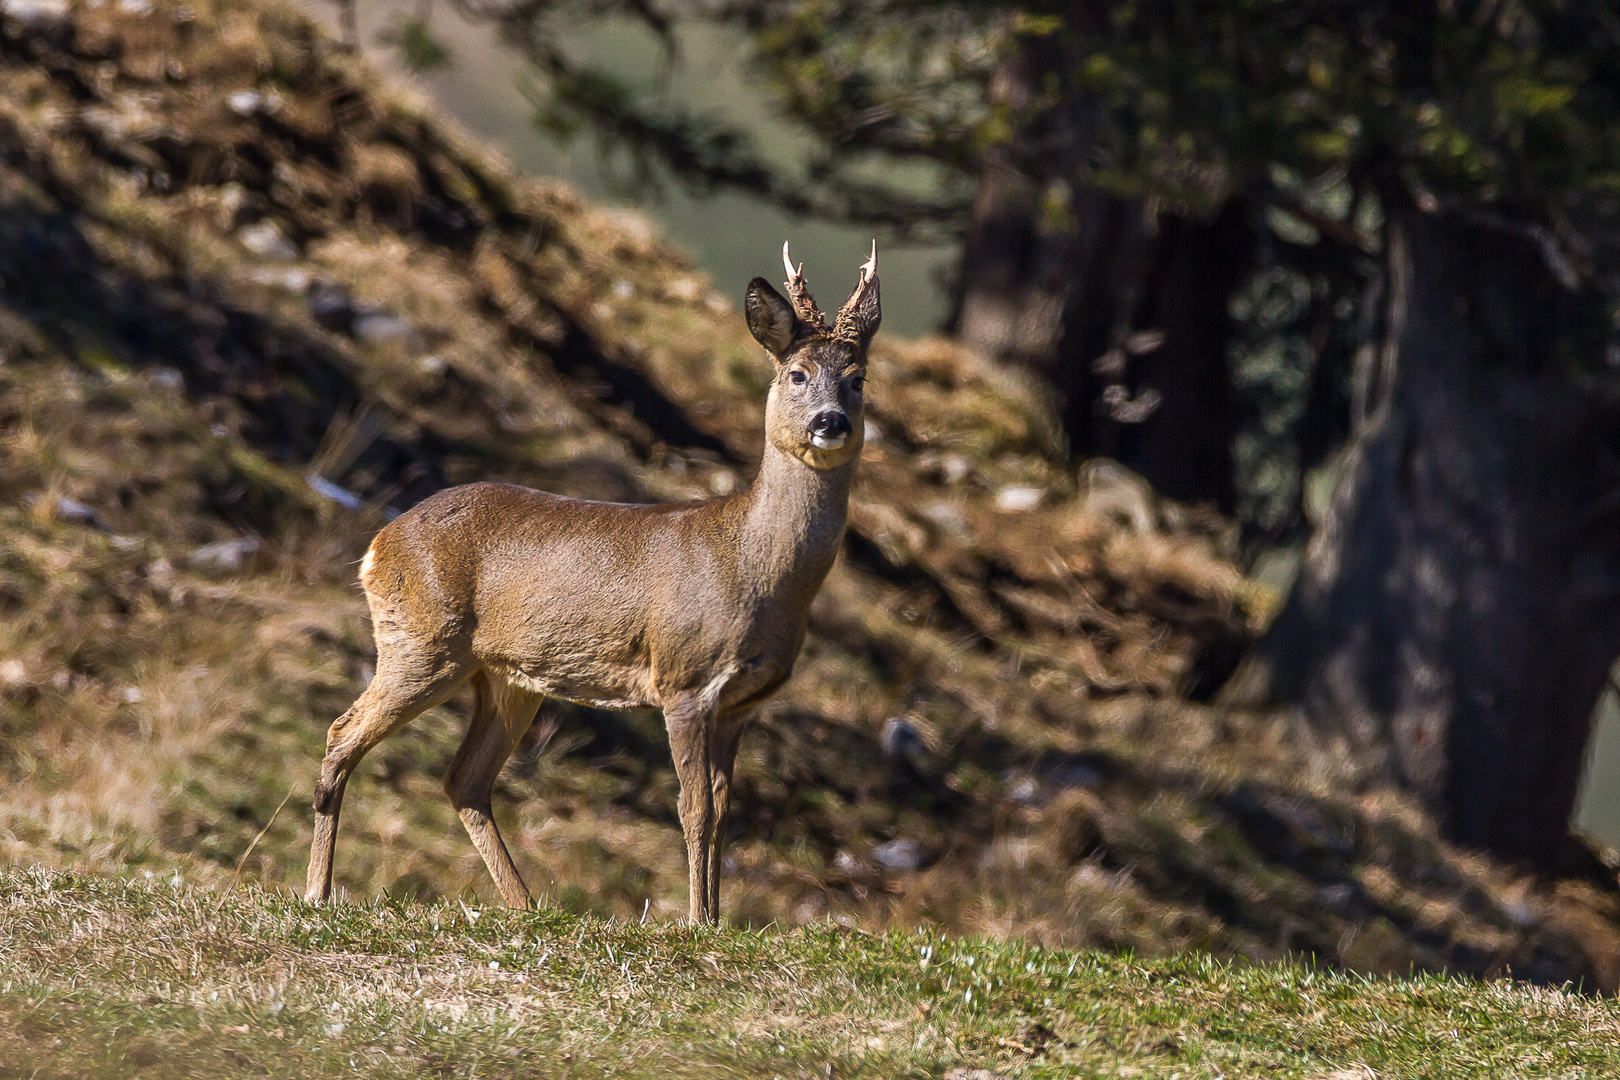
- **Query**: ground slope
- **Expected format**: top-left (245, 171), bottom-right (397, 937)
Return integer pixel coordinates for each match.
top-left (3, 869), bottom-right (1618, 1079)
top-left (0, 0), bottom-right (1617, 988)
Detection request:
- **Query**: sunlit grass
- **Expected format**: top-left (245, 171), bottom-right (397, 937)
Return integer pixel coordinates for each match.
top-left (1, 868), bottom-right (1614, 1079)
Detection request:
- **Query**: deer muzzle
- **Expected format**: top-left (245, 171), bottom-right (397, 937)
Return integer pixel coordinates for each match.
top-left (809, 410), bottom-right (851, 449)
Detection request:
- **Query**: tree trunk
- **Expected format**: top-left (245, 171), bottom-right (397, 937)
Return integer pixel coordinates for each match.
top-left (1098, 206), bottom-right (1250, 512)
top-left (1227, 206), bottom-right (1620, 871)
top-left (950, 36), bottom-right (1250, 510)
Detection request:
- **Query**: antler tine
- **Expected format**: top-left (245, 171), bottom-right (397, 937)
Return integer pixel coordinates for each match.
top-left (781, 240), bottom-right (826, 327)
top-left (833, 240), bottom-right (879, 342)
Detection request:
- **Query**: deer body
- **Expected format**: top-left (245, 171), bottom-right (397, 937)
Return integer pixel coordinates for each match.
top-left (366, 445), bottom-right (852, 713)
top-left (304, 245), bottom-right (880, 923)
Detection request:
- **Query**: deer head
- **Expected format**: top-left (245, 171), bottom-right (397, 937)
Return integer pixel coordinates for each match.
top-left (744, 241), bottom-right (881, 470)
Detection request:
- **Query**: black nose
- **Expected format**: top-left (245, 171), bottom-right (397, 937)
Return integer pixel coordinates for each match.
top-left (810, 411), bottom-right (851, 438)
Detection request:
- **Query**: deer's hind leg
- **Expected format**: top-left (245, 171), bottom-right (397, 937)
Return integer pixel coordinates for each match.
top-left (444, 670), bottom-right (543, 909)
top-left (306, 648), bottom-right (471, 905)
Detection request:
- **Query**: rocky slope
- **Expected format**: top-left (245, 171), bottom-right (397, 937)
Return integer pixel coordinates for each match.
top-left (0, 0), bottom-right (1617, 988)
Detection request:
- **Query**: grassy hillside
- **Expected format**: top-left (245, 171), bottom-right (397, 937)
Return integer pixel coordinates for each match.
top-left (0, 0), bottom-right (1618, 990)
top-left (3, 869), bottom-right (1618, 1079)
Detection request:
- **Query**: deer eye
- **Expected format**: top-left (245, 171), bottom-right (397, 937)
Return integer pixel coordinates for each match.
top-left (788, 369), bottom-right (808, 386)
top-left (851, 376), bottom-right (865, 393)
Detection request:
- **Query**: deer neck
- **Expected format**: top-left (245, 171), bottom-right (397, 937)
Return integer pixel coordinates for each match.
top-left (736, 440), bottom-right (856, 594)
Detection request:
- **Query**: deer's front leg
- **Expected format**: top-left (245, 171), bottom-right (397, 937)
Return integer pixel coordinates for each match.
top-left (705, 715), bottom-right (750, 919)
top-left (666, 695), bottom-right (725, 925)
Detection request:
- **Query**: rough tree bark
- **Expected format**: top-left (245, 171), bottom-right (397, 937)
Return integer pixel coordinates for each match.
top-left (1226, 206), bottom-right (1620, 870)
top-left (949, 37), bottom-right (1250, 512)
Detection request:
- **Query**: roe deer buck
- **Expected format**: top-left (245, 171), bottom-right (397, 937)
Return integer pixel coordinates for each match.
top-left (304, 242), bottom-right (880, 923)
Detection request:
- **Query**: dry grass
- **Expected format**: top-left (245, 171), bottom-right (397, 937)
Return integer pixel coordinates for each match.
top-left (0, 0), bottom-right (1617, 998)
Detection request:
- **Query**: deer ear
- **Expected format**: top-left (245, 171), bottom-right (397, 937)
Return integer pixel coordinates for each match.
top-left (744, 277), bottom-right (798, 360)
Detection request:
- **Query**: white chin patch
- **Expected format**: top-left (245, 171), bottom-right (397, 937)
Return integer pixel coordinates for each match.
top-left (810, 433), bottom-right (847, 450)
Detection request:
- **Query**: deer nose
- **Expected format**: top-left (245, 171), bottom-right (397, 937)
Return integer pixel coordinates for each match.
top-left (809, 411), bottom-right (851, 447)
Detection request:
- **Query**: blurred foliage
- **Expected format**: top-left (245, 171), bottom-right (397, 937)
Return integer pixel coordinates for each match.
top-left (458, 1), bottom-right (1620, 238)
top-left (378, 12), bottom-right (453, 72)
top-left (447, 0), bottom-right (1620, 547)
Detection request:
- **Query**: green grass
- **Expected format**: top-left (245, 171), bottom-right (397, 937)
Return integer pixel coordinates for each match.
top-left (1, 868), bottom-right (1613, 1078)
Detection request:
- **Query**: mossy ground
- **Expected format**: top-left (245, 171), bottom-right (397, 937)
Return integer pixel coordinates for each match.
top-left (3, 868), bottom-right (1615, 1079)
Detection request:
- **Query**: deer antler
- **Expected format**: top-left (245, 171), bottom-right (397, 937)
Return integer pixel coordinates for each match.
top-left (781, 241), bottom-right (826, 328)
top-left (832, 240), bottom-right (878, 343)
